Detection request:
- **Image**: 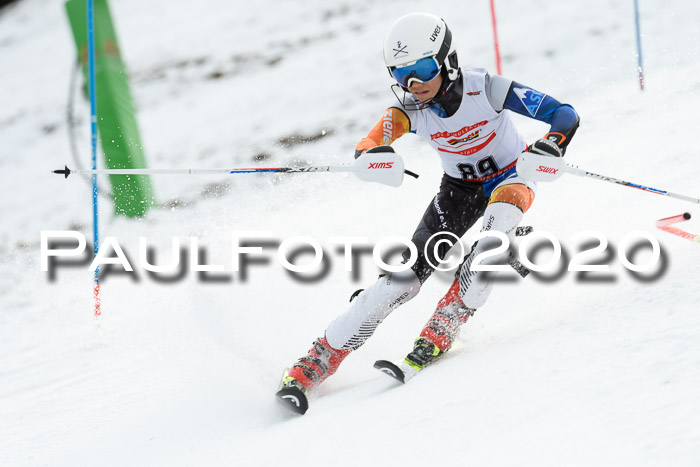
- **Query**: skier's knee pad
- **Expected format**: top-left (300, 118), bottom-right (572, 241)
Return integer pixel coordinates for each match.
top-left (325, 269), bottom-right (421, 350)
top-left (488, 183), bottom-right (535, 213)
top-left (458, 202), bottom-right (523, 309)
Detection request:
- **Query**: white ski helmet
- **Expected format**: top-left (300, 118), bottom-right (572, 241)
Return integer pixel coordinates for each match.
top-left (383, 13), bottom-right (459, 89)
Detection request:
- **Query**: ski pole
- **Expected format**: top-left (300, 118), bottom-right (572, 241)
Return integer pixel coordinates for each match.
top-left (54, 166), bottom-right (351, 176)
top-left (563, 164), bottom-right (699, 204)
top-left (53, 152), bottom-right (419, 188)
top-left (516, 152), bottom-right (700, 204)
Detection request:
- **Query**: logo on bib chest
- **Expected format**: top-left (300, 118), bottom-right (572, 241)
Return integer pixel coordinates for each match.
top-left (437, 132), bottom-right (497, 156)
top-left (447, 130), bottom-right (480, 146)
top-left (431, 121), bottom-right (488, 141)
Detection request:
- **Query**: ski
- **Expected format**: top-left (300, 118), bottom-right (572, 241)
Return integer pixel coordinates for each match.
top-left (374, 360), bottom-right (406, 383)
top-left (276, 386), bottom-right (309, 415)
top-left (275, 370), bottom-right (309, 415)
top-left (374, 337), bottom-right (454, 384)
top-left (373, 358), bottom-right (422, 383)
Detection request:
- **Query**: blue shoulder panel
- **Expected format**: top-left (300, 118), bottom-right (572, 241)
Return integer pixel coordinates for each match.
top-left (503, 81), bottom-right (580, 145)
top-left (504, 81), bottom-right (559, 122)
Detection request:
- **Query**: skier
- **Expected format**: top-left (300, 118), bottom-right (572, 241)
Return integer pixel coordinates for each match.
top-left (277, 12), bottom-right (579, 412)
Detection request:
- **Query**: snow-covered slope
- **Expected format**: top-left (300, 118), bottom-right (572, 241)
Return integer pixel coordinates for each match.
top-left (1, 1), bottom-right (699, 466)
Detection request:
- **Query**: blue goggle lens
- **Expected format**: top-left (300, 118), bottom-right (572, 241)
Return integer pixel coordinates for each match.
top-left (390, 57), bottom-right (441, 87)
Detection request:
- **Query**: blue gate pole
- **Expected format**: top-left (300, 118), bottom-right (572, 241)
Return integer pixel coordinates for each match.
top-left (87, 0), bottom-right (101, 315)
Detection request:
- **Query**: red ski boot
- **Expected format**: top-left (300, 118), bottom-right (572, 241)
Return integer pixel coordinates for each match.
top-left (407, 278), bottom-right (474, 369)
top-left (276, 337), bottom-right (351, 414)
top-left (373, 279), bottom-right (475, 384)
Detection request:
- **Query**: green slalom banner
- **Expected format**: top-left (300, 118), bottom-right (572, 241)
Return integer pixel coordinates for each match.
top-left (65, 0), bottom-right (155, 217)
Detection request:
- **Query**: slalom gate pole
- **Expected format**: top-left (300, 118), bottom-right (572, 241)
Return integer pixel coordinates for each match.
top-left (564, 164), bottom-right (700, 204)
top-left (633, 0), bottom-right (645, 90)
top-left (87, 0), bottom-right (101, 316)
top-left (656, 213), bottom-right (700, 244)
top-left (489, 0), bottom-right (503, 75)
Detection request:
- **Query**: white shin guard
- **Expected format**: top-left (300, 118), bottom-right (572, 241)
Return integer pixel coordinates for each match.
top-left (325, 269), bottom-right (421, 350)
top-left (458, 202), bottom-right (523, 309)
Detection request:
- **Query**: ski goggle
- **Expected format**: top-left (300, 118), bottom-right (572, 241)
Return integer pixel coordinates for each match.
top-left (389, 56), bottom-right (441, 88)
